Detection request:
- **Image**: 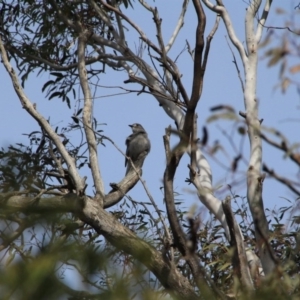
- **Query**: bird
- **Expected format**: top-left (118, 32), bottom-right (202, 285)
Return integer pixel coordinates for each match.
top-left (125, 123), bottom-right (151, 175)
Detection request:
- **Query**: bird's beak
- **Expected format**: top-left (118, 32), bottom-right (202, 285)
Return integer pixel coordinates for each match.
top-left (128, 124), bottom-right (133, 128)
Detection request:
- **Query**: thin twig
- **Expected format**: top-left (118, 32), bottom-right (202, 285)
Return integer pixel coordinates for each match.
top-left (225, 35), bottom-right (245, 92)
top-left (263, 164), bottom-right (300, 196)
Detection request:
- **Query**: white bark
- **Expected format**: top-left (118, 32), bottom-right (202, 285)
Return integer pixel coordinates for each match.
top-left (203, 0), bottom-right (276, 274)
top-left (78, 35), bottom-right (105, 202)
top-left (165, 0), bottom-right (190, 53)
top-left (256, 0), bottom-right (273, 42)
top-left (92, 0), bottom-right (231, 238)
top-left (244, 0), bottom-right (276, 275)
top-left (0, 37), bottom-right (86, 195)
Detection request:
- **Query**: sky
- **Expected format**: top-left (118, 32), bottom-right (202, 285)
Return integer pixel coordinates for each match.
top-left (1, 0), bottom-right (300, 254)
top-left (1, 0), bottom-right (300, 293)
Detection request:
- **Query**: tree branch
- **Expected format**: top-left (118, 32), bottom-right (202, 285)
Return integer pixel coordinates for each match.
top-left (0, 192), bottom-right (200, 299)
top-left (245, 0), bottom-right (261, 55)
top-left (222, 196), bottom-right (254, 291)
top-left (0, 37), bottom-right (86, 195)
top-left (78, 35), bottom-right (105, 203)
top-left (166, 0), bottom-right (190, 53)
top-left (111, 0), bottom-right (126, 42)
top-left (79, 197), bottom-right (201, 300)
top-left (263, 164), bottom-right (300, 196)
top-left (243, 0), bottom-right (275, 275)
top-left (189, 0), bottom-right (206, 111)
top-left (261, 132), bottom-right (300, 167)
top-left (256, 0), bottom-right (273, 43)
top-left (104, 171), bottom-right (142, 208)
top-left (163, 128), bottom-right (219, 298)
top-left (202, 0), bottom-right (248, 64)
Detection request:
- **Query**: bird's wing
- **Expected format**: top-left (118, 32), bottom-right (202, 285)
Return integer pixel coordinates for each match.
top-left (133, 132), bottom-right (150, 158)
top-left (144, 133), bottom-right (151, 152)
top-left (125, 134), bottom-right (133, 167)
top-left (138, 133), bottom-right (150, 154)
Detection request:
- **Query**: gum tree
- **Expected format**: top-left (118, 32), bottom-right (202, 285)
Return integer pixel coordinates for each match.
top-left (202, 0), bottom-right (276, 275)
top-left (1, 0), bottom-right (298, 299)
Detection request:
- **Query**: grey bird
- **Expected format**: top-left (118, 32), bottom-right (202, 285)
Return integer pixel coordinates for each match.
top-left (125, 123), bottom-right (151, 174)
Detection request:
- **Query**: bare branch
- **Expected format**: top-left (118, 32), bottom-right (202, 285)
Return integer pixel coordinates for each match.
top-left (138, 0), bottom-right (153, 12)
top-left (225, 36), bottom-right (245, 92)
top-left (0, 191), bottom-right (199, 299)
top-left (78, 35), bottom-right (105, 203)
top-left (202, 0), bottom-right (248, 64)
top-left (188, 147), bottom-right (230, 238)
top-left (189, 0), bottom-right (206, 110)
top-left (263, 164), bottom-right (300, 196)
top-left (99, 0), bottom-right (162, 55)
top-left (259, 24), bottom-right (300, 35)
top-left (222, 196), bottom-right (254, 291)
top-left (0, 193), bottom-right (81, 213)
top-left (163, 128), bottom-right (221, 298)
top-left (245, 0), bottom-right (261, 54)
top-left (256, 0), bottom-right (273, 42)
top-left (261, 132), bottom-right (300, 167)
top-left (0, 37), bottom-right (85, 194)
top-left (97, 0), bottom-right (191, 107)
top-left (111, 0), bottom-right (126, 42)
top-left (165, 0), bottom-right (190, 53)
top-left (202, 14), bottom-right (220, 73)
top-left (79, 197), bottom-right (201, 300)
top-left (243, 0), bottom-right (275, 275)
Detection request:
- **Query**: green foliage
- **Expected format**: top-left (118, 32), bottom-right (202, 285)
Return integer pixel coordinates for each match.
top-left (1, 141), bottom-right (300, 298)
top-left (0, 0), bottom-right (136, 107)
top-left (0, 121), bottom-right (300, 298)
top-left (1, 1), bottom-right (300, 299)
top-left (0, 144), bottom-right (44, 193)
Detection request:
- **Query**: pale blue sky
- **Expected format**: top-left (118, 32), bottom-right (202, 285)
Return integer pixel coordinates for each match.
top-left (1, 0), bottom-right (299, 228)
top-left (2, 0), bottom-right (300, 292)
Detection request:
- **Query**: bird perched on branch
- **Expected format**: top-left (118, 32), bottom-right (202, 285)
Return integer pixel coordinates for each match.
top-left (125, 123), bottom-right (151, 174)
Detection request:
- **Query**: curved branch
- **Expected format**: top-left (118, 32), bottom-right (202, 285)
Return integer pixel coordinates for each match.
top-left (263, 164), bottom-right (300, 196)
top-left (78, 35), bottom-right (105, 203)
top-left (0, 192), bottom-right (199, 299)
top-left (202, 0), bottom-right (248, 64)
top-left (245, 0), bottom-right (261, 54)
top-left (104, 171), bottom-right (141, 208)
top-left (113, 1), bottom-right (125, 42)
top-left (97, 0), bottom-right (191, 106)
top-left (261, 132), bottom-right (300, 167)
top-left (80, 198), bottom-right (201, 300)
top-left (166, 0), bottom-right (190, 53)
top-left (0, 37), bottom-right (85, 194)
top-left (256, 0), bottom-right (273, 42)
top-left (0, 170), bottom-right (141, 212)
top-left (189, 0), bottom-right (206, 110)
top-left (243, 0), bottom-right (275, 275)
top-left (163, 129), bottom-right (219, 298)
top-left (222, 196), bottom-right (254, 290)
